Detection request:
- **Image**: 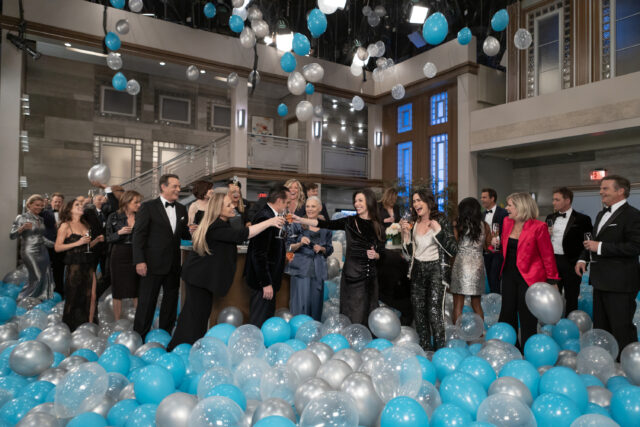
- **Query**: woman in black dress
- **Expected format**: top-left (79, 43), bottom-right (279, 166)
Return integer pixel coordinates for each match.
top-left (106, 190), bottom-right (142, 320)
top-left (293, 188), bottom-right (385, 326)
top-left (167, 193), bottom-right (285, 349)
top-left (188, 180), bottom-right (213, 226)
top-left (378, 187), bottom-right (400, 228)
top-left (55, 197), bottom-right (104, 331)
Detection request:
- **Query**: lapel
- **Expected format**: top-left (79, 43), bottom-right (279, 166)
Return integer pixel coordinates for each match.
top-left (562, 210), bottom-right (576, 241)
top-left (596, 203), bottom-right (627, 238)
top-left (155, 198), bottom-right (173, 233)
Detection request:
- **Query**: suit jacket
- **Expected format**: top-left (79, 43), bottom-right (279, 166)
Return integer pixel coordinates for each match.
top-left (245, 204), bottom-right (286, 290)
top-left (102, 192), bottom-right (119, 219)
top-left (579, 202), bottom-right (640, 293)
top-left (545, 209), bottom-right (593, 263)
top-left (182, 218), bottom-right (249, 296)
top-left (132, 198), bottom-right (191, 275)
top-left (487, 206), bottom-right (508, 231)
top-left (40, 208), bottom-right (58, 242)
top-left (500, 218), bottom-right (560, 285)
top-left (83, 205), bottom-right (107, 256)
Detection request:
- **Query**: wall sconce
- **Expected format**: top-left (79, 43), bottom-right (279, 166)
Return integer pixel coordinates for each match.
top-left (312, 121), bottom-right (322, 139)
top-left (374, 131), bottom-right (383, 147)
top-left (236, 109), bottom-right (246, 128)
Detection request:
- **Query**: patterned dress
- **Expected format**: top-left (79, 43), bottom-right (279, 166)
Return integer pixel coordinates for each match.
top-left (451, 229), bottom-right (486, 295)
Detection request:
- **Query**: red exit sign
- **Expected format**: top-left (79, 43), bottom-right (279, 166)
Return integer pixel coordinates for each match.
top-left (590, 169), bottom-right (607, 180)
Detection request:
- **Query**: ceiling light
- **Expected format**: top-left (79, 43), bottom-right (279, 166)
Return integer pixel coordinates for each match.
top-left (275, 19), bottom-right (293, 52)
top-left (332, 99), bottom-right (338, 103)
top-left (264, 36), bottom-right (274, 45)
top-left (409, 2), bottom-right (429, 24)
top-left (65, 47), bottom-right (107, 57)
top-left (64, 42), bottom-right (72, 47)
top-left (331, 136), bottom-right (337, 143)
top-left (332, 104), bottom-right (338, 109)
top-left (349, 138), bottom-right (354, 145)
top-left (350, 107), bottom-right (355, 112)
top-left (214, 76), bottom-right (227, 82)
top-left (200, 69), bottom-right (206, 74)
top-left (159, 61), bottom-right (166, 66)
top-left (358, 128), bottom-right (363, 134)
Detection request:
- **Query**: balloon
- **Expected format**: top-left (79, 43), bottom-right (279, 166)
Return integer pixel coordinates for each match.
top-left (305, 83), bottom-right (314, 95)
top-left (391, 84), bottom-right (405, 100)
top-left (532, 393), bottom-right (581, 426)
top-left (433, 347), bottom-right (467, 380)
top-left (294, 378), bottom-right (331, 415)
top-left (491, 9), bottom-right (510, 32)
top-left (112, 72), bottom-right (126, 91)
top-left (621, 342), bottom-right (640, 385)
top-left (128, 0), bottom-right (143, 13)
top-left (338, 373), bottom-right (382, 426)
top-left (189, 396), bottom-right (244, 426)
top-left (254, 415), bottom-right (296, 427)
top-left (247, 6), bottom-right (262, 21)
top-left (207, 384), bottom-right (246, 411)
top-left (372, 346), bottom-right (422, 402)
top-left (196, 366), bottom-right (233, 399)
top-left (295, 321), bottom-right (322, 345)
top-left (526, 282), bottom-right (564, 325)
top-left (489, 376), bottom-right (534, 407)
top-left (189, 337), bottom-right (230, 373)
top-left (251, 19), bottom-right (270, 39)
top-left (226, 73), bottom-right (240, 90)
top-left (292, 33), bottom-right (310, 56)
top-left (307, 9), bottom-right (328, 38)
top-left (332, 349), bottom-right (361, 372)
top-left (486, 322), bottom-right (517, 345)
top-left (279, 52), bottom-right (296, 73)
top-left (54, 362), bottom-right (109, 418)
top-left (316, 359), bottom-right (352, 389)
top-left (351, 96), bottom-right (365, 111)
top-left (262, 318), bottom-right (291, 347)
top-left (539, 366), bottom-right (588, 412)
top-left (9, 340), bottom-right (53, 377)
top-left (133, 365), bottom-right (175, 405)
top-left (581, 329), bottom-right (619, 359)
top-left (113, 21), bottom-right (131, 39)
top-left (307, 342), bottom-right (333, 364)
top-left (231, 0), bottom-right (244, 7)
top-left (252, 398), bottom-right (296, 425)
top-left (514, 28), bottom-right (533, 50)
top-left (422, 62), bottom-right (437, 79)
top-left (456, 312), bottom-right (485, 340)
top-left (368, 307), bottom-right (401, 341)
top-left (295, 101), bottom-right (313, 122)
top-left (239, 27), bottom-right (256, 49)
top-left (106, 52), bottom-right (123, 71)
top-left (157, 353), bottom-right (186, 386)
top-left (318, 0), bottom-right (338, 15)
top-left (302, 63), bottom-right (324, 82)
top-left (313, 104), bottom-right (324, 117)
top-left (572, 413), bottom-right (619, 426)
top-left (286, 349), bottom-right (320, 382)
top-left (327, 257), bottom-right (340, 279)
top-left (98, 344), bottom-right (131, 376)
top-left (110, 0), bottom-right (125, 9)
top-left (185, 65), bottom-right (199, 81)
top-left (262, 342), bottom-right (294, 367)
top-left (423, 12), bottom-right (448, 45)
top-left (203, 2), bottom-right (216, 19)
top-left (483, 36), bottom-right (501, 57)
top-left (458, 356), bottom-right (497, 391)
top-left (367, 14), bottom-right (381, 27)
top-left (154, 392), bottom-right (195, 427)
top-left (204, 324), bottom-right (235, 346)
top-left (552, 319), bottom-right (580, 347)
top-left (299, 391), bottom-right (358, 427)
top-left (379, 396), bottom-right (428, 427)
top-left (229, 15), bottom-right (244, 33)
top-left (0, 299), bottom-right (17, 323)
top-left (587, 385), bottom-right (612, 407)
top-left (37, 324), bottom-right (71, 355)
top-left (126, 79), bottom-right (140, 96)
top-left (477, 393), bottom-right (536, 427)
top-left (610, 385), bottom-right (640, 426)
top-left (440, 372), bottom-right (487, 417)
top-left (577, 346), bottom-right (616, 384)
top-left (524, 334), bottom-right (560, 368)
top-left (431, 402), bottom-right (472, 427)
top-left (342, 324), bottom-right (372, 352)
top-left (457, 27), bottom-right (472, 45)
top-left (105, 32), bottom-right (121, 51)
top-left (114, 330), bottom-right (142, 354)
top-left (229, 337), bottom-right (265, 367)
top-left (14, 412), bottom-right (59, 427)
top-left (366, 43), bottom-right (379, 58)
top-left (287, 72), bottom-right (306, 96)
top-left (607, 375), bottom-right (631, 392)
top-left (289, 315), bottom-right (312, 338)
top-left (260, 365), bottom-right (300, 406)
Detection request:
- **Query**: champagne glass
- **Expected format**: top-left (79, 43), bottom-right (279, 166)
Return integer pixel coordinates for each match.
top-left (84, 230), bottom-right (92, 253)
top-left (401, 209), bottom-right (413, 230)
top-left (275, 210), bottom-right (287, 240)
top-left (546, 218), bottom-right (554, 237)
top-left (584, 232), bottom-right (593, 263)
top-left (492, 223), bottom-right (501, 250)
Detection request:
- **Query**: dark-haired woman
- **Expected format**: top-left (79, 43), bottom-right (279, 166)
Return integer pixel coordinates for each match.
top-left (293, 188), bottom-right (385, 326)
top-left (400, 190), bottom-right (457, 351)
top-left (378, 187), bottom-right (400, 228)
top-left (451, 197), bottom-right (492, 325)
top-left (188, 180), bottom-right (213, 226)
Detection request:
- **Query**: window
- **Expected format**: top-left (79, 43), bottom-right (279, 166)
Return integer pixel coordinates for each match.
top-left (397, 103), bottom-right (412, 133)
top-left (210, 104), bottom-right (231, 129)
top-left (93, 136), bottom-right (142, 185)
top-left (430, 92), bottom-right (448, 125)
top-left (153, 141), bottom-right (195, 167)
top-left (397, 142), bottom-right (412, 197)
top-left (535, 11), bottom-right (561, 95)
top-left (159, 95), bottom-right (191, 125)
top-left (611, 0), bottom-right (640, 76)
top-left (431, 134), bottom-right (448, 211)
top-left (100, 86), bottom-right (136, 117)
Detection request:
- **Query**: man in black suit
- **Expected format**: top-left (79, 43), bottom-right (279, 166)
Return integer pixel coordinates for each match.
top-left (545, 187), bottom-right (592, 315)
top-left (133, 174), bottom-right (192, 337)
top-left (481, 188), bottom-right (508, 294)
top-left (245, 185), bottom-right (290, 326)
top-left (576, 175), bottom-right (640, 357)
top-left (45, 192), bottom-right (65, 297)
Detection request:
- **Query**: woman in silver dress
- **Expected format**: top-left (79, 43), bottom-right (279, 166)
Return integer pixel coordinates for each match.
top-left (9, 194), bottom-right (55, 300)
top-left (451, 197), bottom-right (492, 325)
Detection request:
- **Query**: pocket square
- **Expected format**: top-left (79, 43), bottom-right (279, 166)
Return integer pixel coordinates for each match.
top-left (180, 216), bottom-right (185, 221)
top-left (607, 224), bottom-right (617, 227)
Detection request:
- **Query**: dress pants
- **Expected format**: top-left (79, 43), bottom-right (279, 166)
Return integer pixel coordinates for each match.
top-left (593, 288), bottom-right (638, 359)
top-left (167, 283), bottom-right (213, 351)
top-left (48, 248), bottom-right (65, 297)
top-left (484, 251), bottom-right (504, 294)
top-left (411, 260), bottom-right (446, 351)
top-left (499, 273), bottom-right (538, 350)
top-left (555, 254), bottom-right (581, 315)
top-left (249, 287), bottom-right (276, 327)
top-left (133, 270), bottom-right (180, 338)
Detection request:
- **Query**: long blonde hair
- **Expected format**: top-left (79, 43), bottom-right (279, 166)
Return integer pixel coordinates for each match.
top-left (192, 192), bottom-right (226, 256)
top-left (284, 179), bottom-right (305, 211)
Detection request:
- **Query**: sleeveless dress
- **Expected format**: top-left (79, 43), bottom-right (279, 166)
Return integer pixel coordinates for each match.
top-left (62, 234), bottom-right (96, 331)
top-left (451, 229), bottom-right (486, 295)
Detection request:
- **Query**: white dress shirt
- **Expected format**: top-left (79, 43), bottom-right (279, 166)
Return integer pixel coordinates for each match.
top-left (484, 204), bottom-right (497, 226)
top-left (551, 208), bottom-right (572, 255)
top-left (596, 199), bottom-right (627, 255)
top-left (160, 195), bottom-right (176, 233)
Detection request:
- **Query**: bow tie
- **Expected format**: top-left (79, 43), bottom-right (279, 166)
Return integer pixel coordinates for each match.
top-left (485, 209), bottom-right (493, 214)
top-left (53, 210), bottom-right (58, 213)
top-left (164, 202), bottom-right (175, 208)
top-left (556, 212), bottom-right (566, 218)
top-left (602, 206), bottom-right (611, 214)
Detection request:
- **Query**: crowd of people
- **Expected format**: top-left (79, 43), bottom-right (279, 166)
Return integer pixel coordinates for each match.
top-left (9, 173), bottom-right (640, 358)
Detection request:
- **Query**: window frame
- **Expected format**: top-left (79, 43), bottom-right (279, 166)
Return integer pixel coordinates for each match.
top-left (159, 94), bottom-right (192, 125)
top-left (533, 9), bottom-right (563, 96)
top-left (100, 85), bottom-right (137, 118)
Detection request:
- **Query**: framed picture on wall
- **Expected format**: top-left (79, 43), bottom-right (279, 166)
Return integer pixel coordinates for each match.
top-left (251, 116), bottom-right (274, 135)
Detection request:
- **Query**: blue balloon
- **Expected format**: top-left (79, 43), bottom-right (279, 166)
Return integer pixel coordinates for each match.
top-left (110, 0), bottom-right (125, 9)
top-left (229, 15), bottom-right (244, 33)
top-left (539, 367), bottom-right (588, 412)
top-left (129, 355), bottom-right (145, 372)
top-left (585, 402), bottom-right (611, 416)
top-left (285, 339), bottom-right (306, 351)
top-left (156, 352), bottom-right (186, 386)
top-left (172, 343), bottom-right (192, 359)
top-left (19, 380), bottom-right (54, 404)
top-left (607, 376), bottom-right (632, 393)
top-left (140, 347), bottom-right (165, 364)
top-left (432, 347), bottom-right (467, 381)
top-left (457, 27), bottom-right (472, 45)
top-left (207, 383), bottom-right (247, 410)
top-left (292, 33), bottom-right (311, 56)
top-left (532, 393), bottom-right (581, 426)
top-left (73, 348), bottom-right (99, 362)
top-left (580, 374), bottom-right (604, 388)
top-left (108, 331), bottom-right (122, 345)
top-left (380, 396), bottom-right (429, 427)
top-left (112, 72), bottom-right (127, 91)
top-left (552, 319), bottom-right (580, 346)
top-left (524, 334), bottom-right (560, 368)
top-left (0, 376), bottom-right (27, 397)
top-left (3, 285), bottom-right (20, 300)
top-left (254, 416), bottom-right (296, 427)
top-left (319, 333), bottom-right (350, 352)
top-left (0, 297), bottom-right (16, 322)
top-left (307, 9), bottom-right (328, 38)
top-left (469, 343), bottom-right (482, 355)
top-left (431, 403), bottom-right (472, 427)
top-left (500, 359), bottom-right (540, 398)
top-left (457, 356), bottom-right (496, 391)
top-left (124, 403), bottom-right (157, 427)
top-left (68, 412), bottom-right (108, 427)
top-left (107, 399), bottom-right (139, 427)
top-left (52, 352), bottom-right (65, 367)
top-left (611, 386), bottom-right (640, 426)
top-left (132, 365), bottom-right (175, 405)
top-left (486, 322), bottom-right (517, 345)
top-left (289, 315), bottom-right (313, 338)
top-left (280, 52), bottom-right (297, 73)
top-left (262, 317), bottom-right (291, 347)
top-left (145, 329), bottom-right (171, 347)
top-left (305, 83), bottom-right (315, 95)
top-left (105, 32), bottom-right (121, 51)
top-left (365, 338), bottom-right (393, 351)
top-left (423, 12), bottom-right (448, 45)
top-left (491, 9), bottom-right (509, 32)
top-left (563, 338), bottom-right (581, 353)
top-left (203, 2), bottom-right (216, 19)
top-left (19, 326), bottom-right (41, 341)
top-left (205, 323), bottom-right (236, 345)
top-left (0, 396), bottom-right (38, 425)
top-left (416, 355), bottom-right (437, 384)
top-left (440, 372), bottom-right (487, 418)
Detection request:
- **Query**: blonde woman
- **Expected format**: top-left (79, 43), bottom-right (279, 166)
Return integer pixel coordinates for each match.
top-left (168, 192), bottom-right (285, 349)
top-left (284, 178), bottom-right (306, 213)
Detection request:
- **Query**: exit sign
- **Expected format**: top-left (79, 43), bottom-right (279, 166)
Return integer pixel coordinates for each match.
top-left (590, 169), bottom-right (607, 180)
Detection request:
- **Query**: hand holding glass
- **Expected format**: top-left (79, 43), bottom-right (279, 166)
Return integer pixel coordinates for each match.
top-left (492, 223), bottom-right (501, 250)
top-left (584, 232), bottom-right (593, 263)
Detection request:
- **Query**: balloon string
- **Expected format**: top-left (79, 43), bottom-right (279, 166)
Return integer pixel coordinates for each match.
top-left (102, 4), bottom-right (108, 55)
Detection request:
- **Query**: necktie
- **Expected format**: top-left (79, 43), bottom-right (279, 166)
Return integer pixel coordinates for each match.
top-left (556, 212), bottom-right (566, 218)
top-left (602, 206), bottom-right (611, 214)
top-left (165, 202), bottom-right (175, 208)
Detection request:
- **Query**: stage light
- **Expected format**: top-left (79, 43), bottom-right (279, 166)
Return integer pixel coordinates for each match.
top-left (409, 2), bottom-right (429, 24)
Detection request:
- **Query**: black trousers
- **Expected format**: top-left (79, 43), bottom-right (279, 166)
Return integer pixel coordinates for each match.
top-left (48, 248), bottom-right (65, 297)
top-left (167, 283), bottom-right (213, 351)
top-left (411, 260), bottom-right (446, 351)
top-left (249, 287), bottom-right (276, 327)
top-left (499, 272), bottom-right (538, 349)
top-left (555, 255), bottom-right (580, 315)
top-left (593, 288), bottom-right (637, 359)
top-left (133, 271), bottom-right (180, 338)
top-left (484, 251), bottom-right (504, 294)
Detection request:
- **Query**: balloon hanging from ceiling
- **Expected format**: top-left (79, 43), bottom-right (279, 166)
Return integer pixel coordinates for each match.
top-left (292, 33), bottom-right (311, 56)
top-left (186, 65), bottom-right (200, 81)
top-left (229, 15), bottom-right (245, 33)
top-left (423, 62), bottom-right (437, 78)
top-left (391, 84), bottom-right (406, 100)
top-left (514, 29), bottom-right (533, 50)
top-left (483, 36), bottom-right (501, 56)
top-left (128, 0), bottom-right (143, 13)
top-left (352, 96), bottom-right (365, 111)
top-left (318, 0), bottom-right (339, 15)
top-left (305, 83), bottom-right (315, 95)
top-left (203, 2), bottom-right (216, 19)
top-left (110, 0), bottom-right (124, 9)
top-left (277, 103), bottom-right (288, 117)
top-left (112, 72), bottom-right (127, 91)
top-left (296, 101), bottom-right (313, 122)
top-left (105, 32), bottom-right (121, 51)
top-left (302, 63), bottom-right (325, 83)
top-left (491, 9), bottom-right (510, 32)
top-left (115, 19), bottom-right (130, 35)
top-left (307, 9), bottom-right (328, 38)
top-left (423, 12), bottom-right (449, 45)
top-left (227, 72), bottom-right (239, 88)
top-left (252, 19), bottom-right (269, 39)
top-left (247, 6), bottom-right (262, 21)
top-left (280, 52), bottom-right (297, 73)
top-left (287, 72), bottom-right (307, 95)
top-left (106, 52), bottom-right (122, 70)
top-left (350, 62), bottom-right (363, 77)
top-left (126, 79), bottom-right (140, 96)
top-left (457, 27), bottom-right (472, 45)
top-left (239, 27), bottom-right (256, 49)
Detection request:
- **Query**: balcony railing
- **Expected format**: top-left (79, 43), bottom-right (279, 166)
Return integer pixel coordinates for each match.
top-left (321, 144), bottom-right (369, 178)
top-left (248, 133), bottom-right (308, 173)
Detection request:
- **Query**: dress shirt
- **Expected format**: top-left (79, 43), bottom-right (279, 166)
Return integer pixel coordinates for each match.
top-left (596, 199), bottom-right (627, 255)
top-left (551, 208), bottom-right (572, 255)
top-left (484, 204), bottom-right (496, 227)
top-left (160, 195), bottom-right (176, 233)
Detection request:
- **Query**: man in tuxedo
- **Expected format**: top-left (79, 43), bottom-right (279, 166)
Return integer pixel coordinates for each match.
top-left (481, 188), bottom-right (508, 294)
top-left (545, 187), bottom-right (592, 314)
top-left (245, 185), bottom-right (290, 326)
top-left (133, 174), bottom-right (192, 337)
top-left (576, 175), bottom-right (640, 357)
top-left (46, 192), bottom-right (65, 296)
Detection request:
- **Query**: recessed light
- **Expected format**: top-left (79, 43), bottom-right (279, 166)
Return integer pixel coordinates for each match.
top-left (332, 104), bottom-right (338, 109)
top-left (200, 69), bottom-right (206, 74)
top-left (64, 42), bottom-right (72, 47)
top-left (159, 61), bottom-right (166, 66)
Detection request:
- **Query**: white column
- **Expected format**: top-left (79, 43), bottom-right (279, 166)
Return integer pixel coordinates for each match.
top-left (0, 30), bottom-right (23, 273)
top-left (457, 73), bottom-right (479, 201)
top-left (230, 77), bottom-right (248, 169)
top-left (367, 104), bottom-right (383, 180)
top-left (306, 92), bottom-right (323, 175)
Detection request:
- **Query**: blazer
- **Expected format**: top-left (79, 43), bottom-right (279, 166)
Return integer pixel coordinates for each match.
top-left (244, 204), bottom-right (286, 290)
top-left (106, 211), bottom-right (133, 245)
top-left (488, 206), bottom-right (508, 230)
top-left (500, 217), bottom-right (560, 285)
top-left (285, 223), bottom-right (334, 279)
top-left (579, 202), bottom-right (640, 293)
top-left (40, 208), bottom-right (58, 242)
top-left (132, 198), bottom-right (191, 275)
top-left (544, 209), bottom-right (593, 262)
top-left (182, 218), bottom-right (249, 296)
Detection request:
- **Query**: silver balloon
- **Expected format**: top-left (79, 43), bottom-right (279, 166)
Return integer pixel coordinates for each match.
top-left (15, 412), bottom-right (59, 427)
top-left (477, 339), bottom-right (523, 374)
top-left (488, 376), bottom-right (533, 407)
top-left (288, 72), bottom-right (307, 96)
top-left (128, 0), bottom-right (143, 13)
top-left (286, 350), bottom-right (321, 382)
top-left (483, 36), bottom-right (501, 57)
top-left (275, 308), bottom-right (293, 323)
top-left (114, 330), bottom-right (143, 354)
top-left (423, 62), bottom-right (437, 78)
top-left (367, 44), bottom-right (379, 58)
top-left (239, 27), bottom-right (256, 49)
top-left (0, 323), bottom-right (18, 342)
top-left (367, 14), bottom-right (381, 27)
top-left (26, 402), bottom-right (55, 416)
top-left (477, 393), bottom-right (536, 427)
top-left (238, 400), bottom-right (259, 427)
top-left (621, 342), bottom-right (640, 385)
top-left (525, 282), bottom-right (563, 325)
top-left (415, 381), bottom-right (441, 415)
top-left (57, 355), bottom-right (88, 372)
top-left (313, 105), bottom-right (324, 117)
top-left (252, 398), bottom-right (296, 425)
top-left (18, 298), bottom-right (42, 313)
top-left (126, 79), bottom-right (140, 96)
top-left (368, 307), bottom-right (401, 340)
top-left (295, 100), bottom-right (313, 122)
top-left (247, 6), bottom-right (262, 21)
top-left (302, 63), bottom-right (324, 83)
top-left (251, 19), bottom-right (269, 39)
top-left (82, 394), bottom-right (116, 417)
top-left (105, 372), bottom-right (129, 400)
top-left (249, 69), bottom-right (260, 86)
top-left (307, 342), bottom-right (334, 364)
top-left (393, 326), bottom-right (420, 347)
top-left (37, 324), bottom-right (71, 355)
top-left (456, 312), bottom-right (485, 340)
top-left (351, 96), bottom-right (365, 111)
top-left (332, 349), bottom-right (362, 371)
top-left (115, 19), bottom-right (130, 35)
top-left (339, 372), bottom-right (382, 427)
top-left (391, 84), bottom-right (405, 100)
top-left (186, 65), bottom-right (200, 81)
top-left (134, 341), bottom-right (165, 358)
top-left (231, 0), bottom-right (244, 8)
top-left (156, 392), bottom-right (198, 427)
top-left (218, 306), bottom-right (243, 327)
top-left (10, 340), bottom-right (54, 377)
top-left (87, 164), bottom-right (111, 185)
top-left (375, 41), bottom-right (385, 57)
top-left (318, 0), bottom-right (339, 15)
top-left (514, 28), bottom-right (533, 50)
top-left (39, 368), bottom-right (67, 386)
top-left (317, 359), bottom-right (353, 390)
top-left (587, 385), bottom-right (612, 407)
top-left (118, 382), bottom-right (136, 400)
top-left (568, 310), bottom-right (593, 333)
top-left (106, 52), bottom-right (123, 71)
top-left (577, 345), bottom-right (616, 384)
top-left (327, 257), bottom-right (340, 279)
top-left (556, 350), bottom-right (578, 370)
top-left (226, 73), bottom-right (240, 90)
top-left (295, 378), bottom-right (332, 415)
top-left (356, 47), bottom-right (368, 61)
top-left (343, 324), bottom-right (372, 352)
top-left (362, 5), bottom-right (372, 16)
top-left (374, 5), bottom-right (387, 17)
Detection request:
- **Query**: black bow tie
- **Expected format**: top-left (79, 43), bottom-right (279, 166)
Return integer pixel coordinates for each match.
top-left (556, 212), bottom-right (566, 218)
top-left (164, 202), bottom-right (175, 208)
top-left (602, 206), bottom-right (611, 214)
top-left (53, 210), bottom-right (58, 213)
top-left (485, 209), bottom-right (493, 214)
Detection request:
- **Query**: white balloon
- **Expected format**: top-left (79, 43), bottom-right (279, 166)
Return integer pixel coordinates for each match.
top-left (227, 72), bottom-right (239, 88)
top-left (295, 101), bottom-right (313, 122)
top-left (287, 72), bottom-right (307, 95)
top-left (313, 105), bottom-right (324, 117)
top-left (239, 27), bottom-right (256, 49)
top-left (350, 62), bottom-right (363, 77)
top-left (232, 0), bottom-right (245, 8)
top-left (362, 6), bottom-right (372, 16)
top-left (251, 19), bottom-right (269, 39)
top-left (128, 0), bottom-right (143, 13)
top-left (115, 19), bottom-right (130, 35)
top-left (514, 28), bottom-right (533, 50)
top-left (423, 62), bottom-right (437, 78)
top-left (367, 14), bottom-right (381, 27)
top-left (302, 63), bottom-right (324, 82)
top-left (106, 52), bottom-right (122, 71)
top-left (126, 79), bottom-right (140, 96)
top-left (375, 41), bottom-right (386, 57)
top-left (318, 0), bottom-right (338, 15)
top-left (186, 65), bottom-right (200, 81)
top-left (356, 47), bottom-right (368, 61)
top-left (351, 96), bottom-right (365, 111)
top-left (367, 44), bottom-right (379, 58)
top-left (391, 84), bottom-right (406, 100)
top-left (483, 36), bottom-right (501, 56)
top-left (247, 6), bottom-right (262, 21)
top-left (233, 7), bottom-right (248, 21)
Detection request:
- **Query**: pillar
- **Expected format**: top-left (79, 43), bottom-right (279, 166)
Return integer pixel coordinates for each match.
top-left (367, 103), bottom-right (383, 180)
top-left (230, 77), bottom-right (248, 170)
top-left (457, 73), bottom-right (479, 200)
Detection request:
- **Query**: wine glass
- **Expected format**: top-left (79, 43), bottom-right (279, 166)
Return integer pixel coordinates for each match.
top-left (584, 232), bottom-right (593, 263)
top-left (492, 223), bottom-right (501, 250)
top-left (401, 209), bottom-right (413, 230)
top-left (84, 230), bottom-right (92, 253)
top-left (546, 218), bottom-right (554, 236)
top-left (275, 209), bottom-right (287, 240)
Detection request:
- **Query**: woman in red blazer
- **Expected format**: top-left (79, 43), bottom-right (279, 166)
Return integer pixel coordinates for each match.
top-left (492, 192), bottom-right (559, 348)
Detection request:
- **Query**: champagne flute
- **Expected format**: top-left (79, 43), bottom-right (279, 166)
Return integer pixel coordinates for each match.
top-left (84, 230), bottom-right (92, 253)
top-left (275, 209), bottom-right (287, 240)
top-left (584, 232), bottom-right (593, 263)
top-left (492, 223), bottom-right (501, 250)
top-left (401, 209), bottom-right (413, 230)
